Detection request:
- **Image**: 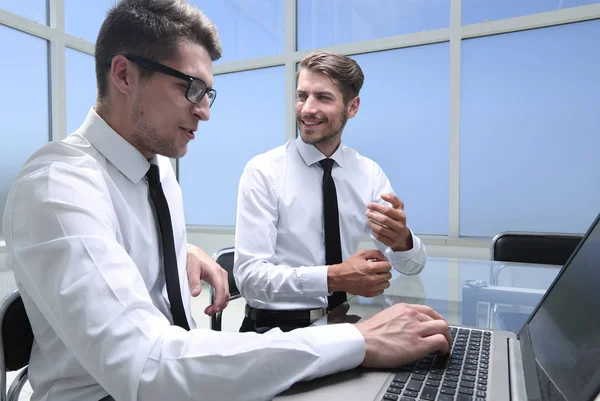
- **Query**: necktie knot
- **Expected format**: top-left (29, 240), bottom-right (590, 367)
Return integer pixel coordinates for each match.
top-left (146, 164), bottom-right (160, 185)
top-left (319, 158), bottom-right (335, 174)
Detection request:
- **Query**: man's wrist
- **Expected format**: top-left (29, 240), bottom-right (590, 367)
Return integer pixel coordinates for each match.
top-left (327, 263), bottom-right (343, 292)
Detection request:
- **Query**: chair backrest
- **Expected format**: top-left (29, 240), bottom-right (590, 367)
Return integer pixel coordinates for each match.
top-left (210, 247), bottom-right (241, 331)
top-left (0, 289), bottom-right (34, 401)
top-left (491, 232), bottom-right (583, 265)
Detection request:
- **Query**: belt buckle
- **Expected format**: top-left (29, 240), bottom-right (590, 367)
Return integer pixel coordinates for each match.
top-left (309, 308), bottom-right (326, 322)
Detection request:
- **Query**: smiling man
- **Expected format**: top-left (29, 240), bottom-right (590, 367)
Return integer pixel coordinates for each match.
top-left (234, 51), bottom-right (428, 333)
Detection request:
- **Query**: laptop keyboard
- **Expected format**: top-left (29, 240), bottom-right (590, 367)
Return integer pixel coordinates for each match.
top-left (380, 327), bottom-right (492, 401)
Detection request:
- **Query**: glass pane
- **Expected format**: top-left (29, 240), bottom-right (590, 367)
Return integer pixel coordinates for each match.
top-left (463, 0), bottom-right (600, 25)
top-left (0, 26), bottom-right (49, 234)
top-left (460, 20), bottom-right (600, 237)
top-left (191, 0), bottom-right (284, 63)
top-left (180, 66), bottom-right (286, 226)
top-left (343, 44), bottom-right (450, 236)
top-left (64, 0), bottom-right (114, 43)
top-left (0, 0), bottom-right (47, 24)
top-left (65, 48), bottom-right (96, 135)
top-left (297, 0), bottom-right (450, 51)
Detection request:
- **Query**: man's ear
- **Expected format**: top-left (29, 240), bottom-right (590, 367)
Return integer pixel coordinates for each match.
top-left (109, 55), bottom-right (135, 97)
top-left (347, 96), bottom-right (360, 118)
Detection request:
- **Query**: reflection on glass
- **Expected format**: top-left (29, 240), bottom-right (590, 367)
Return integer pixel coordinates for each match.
top-left (460, 20), bottom-right (600, 237)
top-left (297, 0), bottom-right (450, 50)
top-left (64, 0), bottom-right (115, 43)
top-left (66, 48), bottom-right (96, 135)
top-left (463, 0), bottom-right (600, 25)
top-left (0, 26), bottom-right (49, 234)
top-left (0, 0), bottom-right (47, 24)
top-left (180, 66), bottom-right (286, 226)
top-left (342, 44), bottom-right (450, 236)
top-left (190, 0), bottom-right (284, 63)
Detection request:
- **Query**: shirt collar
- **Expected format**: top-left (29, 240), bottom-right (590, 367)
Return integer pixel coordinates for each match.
top-left (294, 135), bottom-right (345, 168)
top-left (80, 108), bottom-right (151, 184)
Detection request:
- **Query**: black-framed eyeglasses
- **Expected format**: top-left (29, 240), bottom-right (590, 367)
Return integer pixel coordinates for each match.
top-left (105, 54), bottom-right (216, 107)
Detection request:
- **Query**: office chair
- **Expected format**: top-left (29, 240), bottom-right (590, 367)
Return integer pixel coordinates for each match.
top-left (210, 247), bottom-right (241, 331)
top-left (491, 232), bottom-right (583, 266)
top-left (0, 289), bottom-right (34, 401)
top-left (489, 232), bottom-right (583, 332)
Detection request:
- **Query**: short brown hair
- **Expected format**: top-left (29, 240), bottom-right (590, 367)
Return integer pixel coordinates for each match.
top-left (95, 0), bottom-right (222, 101)
top-left (298, 51), bottom-right (364, 104)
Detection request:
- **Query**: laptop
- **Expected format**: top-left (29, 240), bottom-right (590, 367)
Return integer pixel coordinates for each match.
top-left (275, 213), bottom-right (600, 401)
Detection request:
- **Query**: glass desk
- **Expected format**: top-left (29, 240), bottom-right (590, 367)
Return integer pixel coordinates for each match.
top-left (312, 257), bottom-right (561, 333)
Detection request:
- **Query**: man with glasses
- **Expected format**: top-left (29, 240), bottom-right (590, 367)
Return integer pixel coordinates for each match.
top-left (3, 1), bottom-right (451, 400)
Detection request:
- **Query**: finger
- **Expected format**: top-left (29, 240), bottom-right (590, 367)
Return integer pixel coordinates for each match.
top-left (186, 261), bottom-right (202, 298)
top-left (366, 209), bottom-right (406, 229)
top-left (369, 261), bottom-right (392, 273)
top-left (367, 220), bottom-right (401, 240)
top-left (359, 249), bottom-right (387, 261)
top-left (375, 272), bottom-right (392, 283)
top-left (421, 333), bottom-right (451, 355)
top-left (415, 311), bottom-right (434, 323)
top-left (381, 193), bottom-right (404, 210)
top-left (366, 204), bottom-right (405, 225)
top-left (418, 320), bottom-right (452, 347)
top-left (409, 304), bottom-right (447, 321)
top-left (375, 280), bottom-right (391, 291)
top-left (204, 270), bottom-right (230, 315)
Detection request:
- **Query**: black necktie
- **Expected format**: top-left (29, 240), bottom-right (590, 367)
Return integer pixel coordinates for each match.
top-left (320, 158), bottom-right (347, 310)
top-left (146, 164), bottom-right (190, 330)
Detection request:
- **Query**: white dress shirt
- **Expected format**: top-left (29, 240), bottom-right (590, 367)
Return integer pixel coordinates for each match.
top-left (3, 109), bottom-right (365, 401)
top-left (235, 136), bottom-right (427, 310)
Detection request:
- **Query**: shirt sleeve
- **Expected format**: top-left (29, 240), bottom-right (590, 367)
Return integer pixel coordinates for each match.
top-left (5, 162), bottom-right (365, 401)
top-left (234, 162), bottom-right (330, 306)
top-left (367, 162), bottom-right (427, 275)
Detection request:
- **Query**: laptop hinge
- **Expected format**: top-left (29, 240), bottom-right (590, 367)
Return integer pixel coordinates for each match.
top-left (508, 338), bottom-right (528, 401)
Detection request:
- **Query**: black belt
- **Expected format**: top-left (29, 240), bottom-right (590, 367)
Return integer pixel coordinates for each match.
top-left (245, 304), bottom-right (328, 323)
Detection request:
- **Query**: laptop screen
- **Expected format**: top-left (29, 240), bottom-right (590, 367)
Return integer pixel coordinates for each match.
top-left (525, 214), bottom-right (600, 401)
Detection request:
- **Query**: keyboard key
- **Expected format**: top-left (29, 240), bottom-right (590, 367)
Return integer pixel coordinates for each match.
top-left (394, 372), bottom-right (410, 383)
top-left (387, 386), bottom-right (402, 394)
top-left (431, 369), bottom-right (446, 375)
top-left (447, 370), bottom-right (461, 377)
top-left (406, 380), bottom-right (423, 392)
top-left (463, 369), bottom-right (477, 376)
top-left (414, 368), bottom-right (429, 375)
top-left (390, 381), bottom-right (405, 389)
top-left (411, 374), bottom-right (426, 382)
top-left (459, 387), bottom-right (475, 395)
top-left (464, 364), bottom-right (478, 370)
top-left (428, 374), bottom-right (443, 381)
top-left (445, 375), bottom-right (459, 382)
top-left (382, 394), bottom-right (398, 401)
top-left (420, 385), bottom-right (438, 400)
top-left (440, 387), bottom-right (456, 395)
top-left (426, 379), bottom-right (440, 387)
top-left (477, 389), bottom-right (487, 396)
top-left (438, 395), bottom-right (454, 401)
top-left (400, 397), bottom-right (415, 401)
top-left (462, 375), bottom-right (476, 382)
top-left (460, 381), bottom-right (475, 389)
top-left (443, 381), bottom-right (457, 389)
top-left (478, 378), bottom-right (488, 385)
top-left (476, 398), bottom-right (486, 401)
top-left (457, 393), bottom-right (473, 401)
top-left (404, 390), bottom-right (419, 398)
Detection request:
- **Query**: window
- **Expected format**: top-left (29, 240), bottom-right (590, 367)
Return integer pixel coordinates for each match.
top-left (462, 0), bottom-right (600, 25)
top-left (460, 20), bottom-right (600, 237)
top-left (0, 0), bottom-right (47, 24)
top-left (64, 0), bottom-right (114, 43)
top-left (191, 0), bottom-right (285, 63)
top-left (297, 0), bottom-right (450, 50)
top-left (179, 66), bottom-right (286, 226)
top-left (66, 48), bottom-right (96, 134)
top-left (0, 26), bottom-right (49, 234)
top-left (343, 44), bottom-right (450, 235)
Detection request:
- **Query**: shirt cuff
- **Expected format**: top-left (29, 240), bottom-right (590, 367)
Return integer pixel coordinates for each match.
top-left (299, 265), bottom-right (331, 297)
top-left (302, 323), bottom-right (365, 378)
top-left (385, 231), bottom-right (427, 275)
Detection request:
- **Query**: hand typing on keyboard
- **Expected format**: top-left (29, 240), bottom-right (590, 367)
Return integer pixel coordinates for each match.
top-left (354, 303), bottom-right (452, 368)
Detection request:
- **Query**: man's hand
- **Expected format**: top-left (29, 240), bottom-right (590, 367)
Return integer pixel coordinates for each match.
top-left (366, 193), bottom-right (413, 252)
top-left (355, 303), bottom-right (452, 368)
top-left (186, 245), bottom-right (230, 316)
top-left (328, 250), bottom-right (392, 297)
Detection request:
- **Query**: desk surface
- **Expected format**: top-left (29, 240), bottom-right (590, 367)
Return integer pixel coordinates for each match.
top-left (313, 257), bottom-right (561, 333)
